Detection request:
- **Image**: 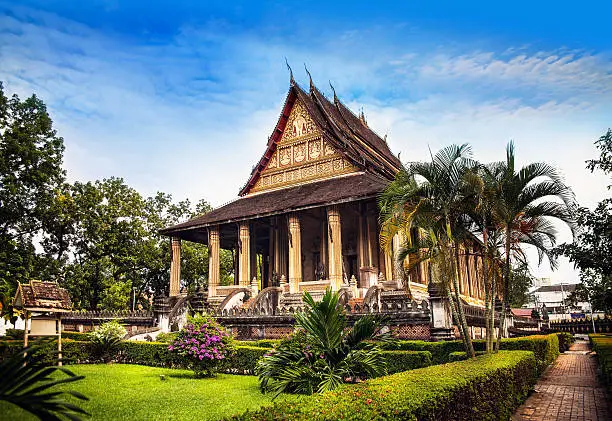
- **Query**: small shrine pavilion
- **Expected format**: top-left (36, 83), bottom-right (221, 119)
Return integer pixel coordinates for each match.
top-left (160, 73), bottom-right (486, 311)
top-left (13, 280), bottom-right (72, 364)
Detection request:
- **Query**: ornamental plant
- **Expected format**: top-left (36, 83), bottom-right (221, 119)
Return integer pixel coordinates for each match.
top-left (256, 289), bottom-right (389, 396)
top-left (89, 320), bottom-right (127, 362)
top-left (168, 313), bottom-right (234, 377)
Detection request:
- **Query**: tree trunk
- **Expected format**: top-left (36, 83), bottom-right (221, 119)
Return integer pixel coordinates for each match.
top-left (496, 232), bottom-right (512, 351)
top-left (489, 266), bottom-right (497, 353)
top-left (482, 223), bottom-right (492, 354)
top-left (452, 248), bottom-right (475, 358)
top-left (446, 287), bottom-right (469, 353)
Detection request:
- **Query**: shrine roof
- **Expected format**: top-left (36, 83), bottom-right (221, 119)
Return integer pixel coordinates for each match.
top-left (13, 280), bottom-right (72, 312)
top-left (161, 172), bottom-right (388, 238)
top-left (239, 80), bottom-right (402, 196)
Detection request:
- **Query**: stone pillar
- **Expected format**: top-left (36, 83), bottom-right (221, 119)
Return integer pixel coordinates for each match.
top-left (288, 213), bottom-right (302, 293)
top-left (239, 222), bottom-right (251, 287)
top-left (169, 237), bottom-right (181, 297)
top-left (208, 226), bottom-right (220, 298)
top-left (384, 250), bottom-right (393, 281)
top-left (428, 282), bottom-right (454, 340)
top-left (327, 205), bottom-right (343, 290)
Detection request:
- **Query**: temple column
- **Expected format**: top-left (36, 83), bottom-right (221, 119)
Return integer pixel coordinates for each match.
top-left (327, 205), bottom-right (343, 291)
top-left (357, 210), bottom-right (367, 275)
top-left (384, 249), bottom-right (393, 281)
top-left (288, 213), bottom-right (302, 293)
top-left (208, 226), bottom-right (220, 298)
top-left (239, 222), bottom-right (251, 287)
top-left (169, 237), bottom-right (181, 297)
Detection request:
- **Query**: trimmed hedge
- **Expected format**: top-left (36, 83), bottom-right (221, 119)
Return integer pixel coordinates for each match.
top-left (476, 334), bottom-right (559, 373)
top-left (590, 334), bottom-right (612, 391)
top-left (235, 339), bottom-right (281, 348)
top-left (447, 351), bottom-right (487, 362)
top-left (230, 351), bottom-right (538, 421)
top-left (61, 331), bottom-right (92, 341)
top-left (382, 334), bottom-right (559, 371)
top-left (383, 350), bottom-right (432, 374)
top-left (0, 339), bottom-right (270, 374)
top-left (380, 340), bottom-right (465, 364)
top-left (556, 332), bottom-right (575, 353)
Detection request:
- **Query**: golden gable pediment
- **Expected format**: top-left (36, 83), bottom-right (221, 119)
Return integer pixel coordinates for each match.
top-left (250, 100), bottom-right (357, 194)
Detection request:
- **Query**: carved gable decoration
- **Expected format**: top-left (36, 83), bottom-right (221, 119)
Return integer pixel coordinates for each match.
top-left (250, 100), bottom-right (357, 194)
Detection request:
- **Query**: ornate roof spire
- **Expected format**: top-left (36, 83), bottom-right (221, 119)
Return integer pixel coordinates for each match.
top-left (285, 58), bottom-right (295, 86)
top-left (329, 81), bottom-right (339, 104)
top-left (359, 107), bottom-right (368, 126)
top-left (304, 63), bottom-right (315, 93)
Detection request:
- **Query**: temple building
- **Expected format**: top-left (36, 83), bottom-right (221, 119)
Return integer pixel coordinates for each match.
top-left (159, 73), bottom-right (486, 321)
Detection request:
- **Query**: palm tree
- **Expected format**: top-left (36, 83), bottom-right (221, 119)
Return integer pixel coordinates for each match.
top-left (487, 142), bottom-right (576, 349)
top-left (256, 289), bottom-right (388, 396)
top-left (380, 144), bottom-right (478, 357)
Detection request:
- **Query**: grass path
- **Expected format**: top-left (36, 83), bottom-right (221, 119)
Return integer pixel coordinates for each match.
top-left (0, 364), bottom-right (281, 421)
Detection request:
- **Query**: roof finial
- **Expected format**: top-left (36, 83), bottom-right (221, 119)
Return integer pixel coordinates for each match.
top-left (329, 81), bottom-right (339, 104)
top-left (359, 107), bottom-right (368, 126)
top-left (285, 58), bottom-right (295, 86)
top-left (304, 63), bottom-right (314, 93)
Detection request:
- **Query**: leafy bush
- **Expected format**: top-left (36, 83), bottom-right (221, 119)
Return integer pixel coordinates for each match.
top-left (256, 289), bottom-right (389, 396)
top-left (4, 329), bottom-right (24, 340)
top-left (556, 332), bottom-right (575, 352)
top-left (61, 331), bottom-right (92, 341)
top-left (590, 334), bottom-right (612, 391)
top-left (221, 346), bottom-right (270, 374)
top-left (382, 350), bottom-right (432, 374)
top-left (231, 351), bottom-right (538, 421)
top-left (155, 332), bottom-right (179, 344)
top-left (89, 320), bottom-right (127, 362)
top-left (168, 313), bottom-right (234, 377)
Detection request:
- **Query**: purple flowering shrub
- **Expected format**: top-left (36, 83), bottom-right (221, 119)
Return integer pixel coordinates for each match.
top-left (168, 313), bottom-right (235, 377)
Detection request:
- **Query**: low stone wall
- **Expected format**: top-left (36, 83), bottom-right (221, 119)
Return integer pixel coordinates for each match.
top-left (549, 317), bottom-right (612, 334)
top-left (62, 310), bottom-right (155, 334)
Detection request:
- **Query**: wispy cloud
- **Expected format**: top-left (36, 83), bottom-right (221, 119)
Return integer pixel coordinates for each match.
top-left (1, 4), bottom-right (610, 282)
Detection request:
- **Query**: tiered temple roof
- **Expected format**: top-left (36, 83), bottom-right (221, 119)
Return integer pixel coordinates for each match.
top-left (13, 280), bottom-right (72, 312)
top-left (162, 77), bottom-right (401, 239)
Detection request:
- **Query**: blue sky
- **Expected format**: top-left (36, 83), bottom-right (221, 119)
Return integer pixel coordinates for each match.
top-left (1, 1), bottom-right (611, 282)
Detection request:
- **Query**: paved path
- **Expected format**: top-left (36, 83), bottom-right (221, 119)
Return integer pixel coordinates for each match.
top-left (513, 340), bottom-right (610, 421)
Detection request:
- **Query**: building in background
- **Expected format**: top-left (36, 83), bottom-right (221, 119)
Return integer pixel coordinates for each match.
top-left (527, 283), bottom-right (592, 320)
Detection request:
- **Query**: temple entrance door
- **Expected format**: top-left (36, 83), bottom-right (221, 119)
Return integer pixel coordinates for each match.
top-left (346, 255), bottom-right (358, 283)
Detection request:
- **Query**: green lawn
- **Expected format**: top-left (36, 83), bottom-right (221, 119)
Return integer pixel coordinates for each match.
top-left (0, 364), bottom-right (282, 421)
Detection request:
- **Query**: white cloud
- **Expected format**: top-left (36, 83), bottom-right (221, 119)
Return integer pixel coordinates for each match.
top-left (1, 5), bottom-right (611, 285)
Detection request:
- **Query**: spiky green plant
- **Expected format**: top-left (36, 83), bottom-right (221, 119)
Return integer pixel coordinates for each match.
top-left (256, 289), bottom-right (388, 396)
top-left (0, 344), bottom-right (88, 420)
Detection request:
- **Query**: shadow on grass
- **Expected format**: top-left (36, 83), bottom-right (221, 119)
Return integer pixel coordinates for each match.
top-left (166, 372), bottom-right (220, 380)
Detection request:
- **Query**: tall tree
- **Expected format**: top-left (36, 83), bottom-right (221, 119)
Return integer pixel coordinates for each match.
top-left (0, 82), bottom-right (65, 319)
top-left (487, 142), bottom-right (576, 349)
top-left (380, 144), bottom-right (478, 357)
top-left (558, 129), bottom-right (612, 314)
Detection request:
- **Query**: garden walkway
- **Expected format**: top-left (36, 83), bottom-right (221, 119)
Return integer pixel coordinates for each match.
top-left (512, 339), bottom-right (610, 421)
